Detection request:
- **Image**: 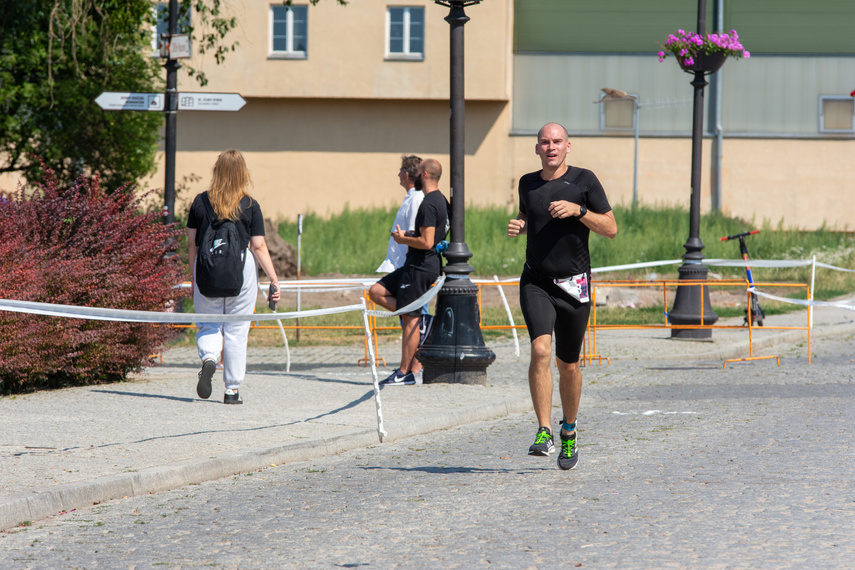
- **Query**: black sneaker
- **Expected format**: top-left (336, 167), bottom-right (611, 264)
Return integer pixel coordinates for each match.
top-left (379, 368), bottom-right (404, 385)
top-left (224, 389), bottom-right (243, 405)
top-left (379, 369), bottom-right (416, 386)
top-left (528, 427), bottom-right (554, 456)
top-left (197, 360), bottom-right (215, 399)
top-left (419, 314), bottom-right (434, 346)
top-left (557, 431), bottom-right (578, 470)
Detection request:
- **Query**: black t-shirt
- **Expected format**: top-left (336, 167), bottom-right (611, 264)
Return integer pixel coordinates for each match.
top-left (518, 166), bottom-right (611, 278)
top-left (405, 189), bottom-right (450, 275)
top-left (187, 192), bottom-right (265, 248)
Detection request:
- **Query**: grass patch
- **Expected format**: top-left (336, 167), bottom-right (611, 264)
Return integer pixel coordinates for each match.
top-left (276, 204), bottom-right (855, 301)
top-left (166, 205), bottom-right (853, 347)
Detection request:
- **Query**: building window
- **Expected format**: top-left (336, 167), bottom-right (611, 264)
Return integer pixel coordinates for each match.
top-left (599, 95), bottom-right (638, 132)
top-left (151, 3), bottom-right (191, 56)
top-left (819, 96), bottom-right (855, 133)
top-left (386, 6), bottom-right (424, 60)
top-left (270, 4), bottom-right (308, 59)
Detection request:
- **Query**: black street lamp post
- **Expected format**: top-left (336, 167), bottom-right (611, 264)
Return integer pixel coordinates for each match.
top-left (668, 0), bottom-right (720, 340)
top-left (162, 0), bottom-right (180, 225)
top-left (416, 0), bottom-right (495, 384)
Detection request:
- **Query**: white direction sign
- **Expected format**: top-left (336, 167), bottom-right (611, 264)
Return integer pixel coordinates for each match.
top-left (95, 92), bottom-right (163, 111)
top-left (166, 34), bottom-right (191, 59)
top-left (178, 92), bottom-right (246, 112)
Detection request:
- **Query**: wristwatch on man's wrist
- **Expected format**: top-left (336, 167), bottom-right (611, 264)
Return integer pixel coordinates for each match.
top-left (577, 205), bottom-right (587, 218)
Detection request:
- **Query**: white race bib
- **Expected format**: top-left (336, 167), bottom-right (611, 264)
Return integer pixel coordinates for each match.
top-left (554, 273), bottom-right (590, 303)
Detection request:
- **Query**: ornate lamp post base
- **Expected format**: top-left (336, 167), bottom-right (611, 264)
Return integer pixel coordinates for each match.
top-left (417, 273), bottom-right (496, 386)
top-left (669, 260), bottom-right (718, 340)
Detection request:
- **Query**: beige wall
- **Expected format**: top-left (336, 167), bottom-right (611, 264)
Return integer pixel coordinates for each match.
top-left (182, 0), bottom-right (512, 101)
top-left (146, 0), bottom-right (517, 221)
top-left (148, 97), bottom-right (514, 220)
top-left (152, 111), bottom-right (855, 231)
top-left (0, 171), bottom-right (24, 195)
top-left (510, 135), bottom-right (855, 230)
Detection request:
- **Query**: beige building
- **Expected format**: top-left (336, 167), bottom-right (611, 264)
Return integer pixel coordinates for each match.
top-left (76, 1), bottom-right (855, 230)
top-left (151, 0), bottom-right (516, 221)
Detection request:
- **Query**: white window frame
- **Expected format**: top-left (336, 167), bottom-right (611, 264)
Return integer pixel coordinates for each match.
top-left (385, 6), bottom-right (424, 61)
top-left (818, 95), bottom-right (855, 134)
top-left (599, 94), bottom-right (638, 132)
top-left (269, 4), bottom-right (308, 59)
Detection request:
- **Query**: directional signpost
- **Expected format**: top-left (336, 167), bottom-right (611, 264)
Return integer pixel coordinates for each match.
top-left (94, 92), bottom-right (164, 112)
top-left (95, 92), bottom-right (245, 113)
top-left (92, 0), bottom-right (249, 225)
top-left (177, 92), bottom-right (246, 111)
top-left (96, 88), bottom-right (246, 224)
top-left (95, 86), bottom-right (246, 225)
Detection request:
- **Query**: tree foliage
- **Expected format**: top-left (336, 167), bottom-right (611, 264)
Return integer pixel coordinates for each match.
top-left (0, 1), bottom-right (164, 189)
top-left (0, 166), bottom-right (187, 394)
top-left (0, 0), bottom-right (344, 190)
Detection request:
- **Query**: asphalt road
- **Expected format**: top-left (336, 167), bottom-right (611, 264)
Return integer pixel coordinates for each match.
top-left (1, 335), bottom-right (853, 569)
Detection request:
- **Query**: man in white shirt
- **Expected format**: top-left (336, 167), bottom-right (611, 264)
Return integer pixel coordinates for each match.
top-left (376, 155), bottom-right (424, 273)
top-left (374, 155), bottom-right (433, 382)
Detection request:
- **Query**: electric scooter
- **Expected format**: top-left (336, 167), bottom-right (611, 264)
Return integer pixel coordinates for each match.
top-left (720, 230), bottom-right (765, 326)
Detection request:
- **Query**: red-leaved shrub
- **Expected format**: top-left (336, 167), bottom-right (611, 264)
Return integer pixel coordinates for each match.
top-left (0, 168), bottom-right (187, 393)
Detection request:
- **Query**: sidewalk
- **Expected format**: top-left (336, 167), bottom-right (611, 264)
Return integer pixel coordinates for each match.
top-left (2, 305), bottom-right (853, 531)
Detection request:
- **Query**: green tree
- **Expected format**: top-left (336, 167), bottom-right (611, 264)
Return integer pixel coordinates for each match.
top-left (1, 1), bottom-right (164, 189)
top-left (0, 1), bottom-right (344, 190)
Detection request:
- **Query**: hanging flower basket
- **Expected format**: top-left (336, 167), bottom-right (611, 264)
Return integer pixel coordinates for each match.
top-left (658, 29), bottom-right (749, 75)
top-left (678, 51), bottom-right (727, 74)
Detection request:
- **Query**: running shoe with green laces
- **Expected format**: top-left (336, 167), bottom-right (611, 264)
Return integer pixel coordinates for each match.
top-left (557, 431), bottom-right (578, 470)
top-left (528, 426), bottom-right (554, 456)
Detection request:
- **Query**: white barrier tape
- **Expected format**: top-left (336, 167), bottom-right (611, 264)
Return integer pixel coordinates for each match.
top-left (815, 261), bottom-right (855, 273)
top-left (257, 284), bottom-right (364, 295)
top-left (592, 259), bottom-right (683, 273)
top-left (360, 298), bottom-right (387, 442)
top-left (364, 275), bottom-right (446, 318)
top-left (704, 259), bottom-right (812, 268)
top-left (749, 288), bottom-right (855, 312)
top-left (0, 299), bottom-right (364, 324)
top-left (471, 258), bottom-right (847, 281)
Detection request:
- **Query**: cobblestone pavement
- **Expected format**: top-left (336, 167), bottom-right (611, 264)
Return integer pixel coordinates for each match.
top-left (2, 333), bottom-right (852, 569)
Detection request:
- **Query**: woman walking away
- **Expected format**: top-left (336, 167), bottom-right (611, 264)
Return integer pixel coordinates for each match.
top-left (187, 149), bottom-right (280, 404)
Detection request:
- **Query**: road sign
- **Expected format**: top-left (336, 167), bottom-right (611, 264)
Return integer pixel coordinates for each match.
top-left (95, 92), bottom-right (164, 111)
top-left (178, 92), bottom-right (246, 112)
top-left (164, 34), bottom-right (191, 59)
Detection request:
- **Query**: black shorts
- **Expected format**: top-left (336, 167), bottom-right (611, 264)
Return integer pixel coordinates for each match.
top-left (519, 266), bottom-right (591, 363)
top-left (377, 265), bottom-right (437, 318)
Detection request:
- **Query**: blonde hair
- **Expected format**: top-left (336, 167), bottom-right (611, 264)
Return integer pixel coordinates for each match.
top-left (207, 149), bottom-right (253, 220)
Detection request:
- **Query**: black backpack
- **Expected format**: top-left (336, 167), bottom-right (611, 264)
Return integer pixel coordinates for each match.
top-left (195, 193), bottom-right (246, 297)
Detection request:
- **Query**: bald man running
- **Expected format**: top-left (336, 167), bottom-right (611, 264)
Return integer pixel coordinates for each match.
top-left (508, 122), bottom-right (617, 470)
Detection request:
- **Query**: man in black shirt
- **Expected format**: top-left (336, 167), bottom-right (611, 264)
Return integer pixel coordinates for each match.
top-left (370, 158), bottom-right (449, 386)
top-left (507, 123), bottom-right (617, 469)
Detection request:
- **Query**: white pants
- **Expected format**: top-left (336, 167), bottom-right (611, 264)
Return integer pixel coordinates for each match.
top-left (193, 251), bottom-right (258, 391)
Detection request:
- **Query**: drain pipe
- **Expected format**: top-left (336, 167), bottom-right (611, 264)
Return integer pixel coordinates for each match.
top-left (709, 0), bottom-right (724, 212)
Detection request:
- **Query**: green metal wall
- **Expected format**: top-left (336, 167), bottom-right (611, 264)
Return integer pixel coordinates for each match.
top-left (514, 0), bottom-right (855, 55)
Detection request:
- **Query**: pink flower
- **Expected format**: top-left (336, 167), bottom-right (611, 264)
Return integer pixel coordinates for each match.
top-left (657, 28), bottom-right (748, 64)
